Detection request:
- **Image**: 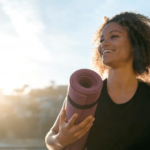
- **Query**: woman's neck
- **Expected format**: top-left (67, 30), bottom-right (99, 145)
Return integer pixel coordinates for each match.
top-left (107, 67), bottom-right (138, 94)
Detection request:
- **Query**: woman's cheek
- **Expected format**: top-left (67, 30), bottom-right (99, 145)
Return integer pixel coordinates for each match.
top-left (98, 45), bottom-right (101, 54)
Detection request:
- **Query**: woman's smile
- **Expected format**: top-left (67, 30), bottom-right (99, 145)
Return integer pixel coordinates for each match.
top-left (103, 50), bottom-right (115, 56)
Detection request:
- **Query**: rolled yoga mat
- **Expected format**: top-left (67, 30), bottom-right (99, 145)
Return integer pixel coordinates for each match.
top-left (63, 69), bottom-right (103, 150)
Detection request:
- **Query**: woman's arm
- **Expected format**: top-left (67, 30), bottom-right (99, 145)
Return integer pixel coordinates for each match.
top-left (45, 130), bottom-right (65, 150)
top-left (45, 98), bottom-right (66, 150)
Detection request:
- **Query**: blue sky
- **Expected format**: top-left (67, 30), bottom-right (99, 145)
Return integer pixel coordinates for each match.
top-left (0, 0), bottom-right (150, 94)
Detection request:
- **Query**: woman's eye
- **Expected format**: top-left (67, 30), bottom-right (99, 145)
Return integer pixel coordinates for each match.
top-left (100, 35), bottom-right (118, 43)
top-left (111, 35), bottom-right (118, 38)
top-left (100, 39), bottom-right (104, 43)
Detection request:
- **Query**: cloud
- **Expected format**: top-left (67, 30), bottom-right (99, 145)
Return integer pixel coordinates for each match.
top-left (0, 0), bottom-right (89, 94)
top-left (0, 0), bottom-right (52, 62)
top-left (0, 0), bottom-right (53, 94)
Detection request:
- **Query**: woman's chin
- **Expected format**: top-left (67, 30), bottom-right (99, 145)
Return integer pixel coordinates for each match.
top-left (102, 60), bottom-right (112, 66)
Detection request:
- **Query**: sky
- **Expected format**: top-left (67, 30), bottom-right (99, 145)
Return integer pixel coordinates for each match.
top-left (0, 0), bottom-right (150, 94)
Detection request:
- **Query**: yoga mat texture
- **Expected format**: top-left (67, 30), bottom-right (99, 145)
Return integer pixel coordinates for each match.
top-left (63, 69), bottom-right (103, 150)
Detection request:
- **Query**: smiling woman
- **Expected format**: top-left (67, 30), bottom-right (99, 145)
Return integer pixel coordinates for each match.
top-left (98, 22), bottom-right (134, 70)
top-left (85, 11), bottom-right (150, 149)
top-left (92, 12), bottom-right (150, 82)
top-left (45, 12), bottom-right (150, 150)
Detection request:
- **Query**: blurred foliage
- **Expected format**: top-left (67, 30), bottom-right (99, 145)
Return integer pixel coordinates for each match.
top-left (0, 81), bottom-right (67, 139)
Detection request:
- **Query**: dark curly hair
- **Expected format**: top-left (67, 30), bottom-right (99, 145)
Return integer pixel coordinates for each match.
top-left (91, 12), bottom-right (150, 83)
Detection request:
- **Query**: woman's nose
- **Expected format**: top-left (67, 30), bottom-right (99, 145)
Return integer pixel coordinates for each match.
top-left (98, 40), bottom-right (110, 54)
top-left (101, 39), bottom-right (110, 47)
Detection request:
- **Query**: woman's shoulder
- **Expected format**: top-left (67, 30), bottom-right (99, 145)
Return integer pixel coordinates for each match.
top-left (138, 79), bottom-right (150, 87)
top-left (138, 79), bottom-right (150, 98)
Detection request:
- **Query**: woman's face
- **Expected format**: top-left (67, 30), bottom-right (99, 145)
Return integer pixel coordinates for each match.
top-left (98, 22), bottom-right (133, 68)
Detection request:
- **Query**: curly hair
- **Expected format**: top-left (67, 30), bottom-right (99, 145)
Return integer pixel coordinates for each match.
top-left (91, 12), bottom-right (150, 83)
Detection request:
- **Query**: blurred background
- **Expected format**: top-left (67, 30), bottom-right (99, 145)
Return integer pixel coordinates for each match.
top-left (0, 0), bottom-right (150, 149)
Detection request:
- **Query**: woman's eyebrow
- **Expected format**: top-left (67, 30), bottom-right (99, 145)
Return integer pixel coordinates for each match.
top-left (110, 30), bottom-right (122, 33)
top-left (100, 30), bottom-right (122, 37)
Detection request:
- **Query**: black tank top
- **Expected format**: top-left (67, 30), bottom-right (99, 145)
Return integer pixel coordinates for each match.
top-left (86, 79), bottom-right (150, 150)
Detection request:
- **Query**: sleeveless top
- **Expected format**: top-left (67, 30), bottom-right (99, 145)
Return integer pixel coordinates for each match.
top-left (86, 79), bottom-right (150, 150)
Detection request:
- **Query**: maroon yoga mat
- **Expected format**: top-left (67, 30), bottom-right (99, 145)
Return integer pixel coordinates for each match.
top-left (63, 69), bottom-right (103, 150)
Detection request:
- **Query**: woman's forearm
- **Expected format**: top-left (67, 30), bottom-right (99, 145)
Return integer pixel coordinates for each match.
top-left (45, 131), bottom-right (65, 150)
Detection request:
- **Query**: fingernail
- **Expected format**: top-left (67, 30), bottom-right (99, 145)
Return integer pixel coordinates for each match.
top-left (88, 116), bottom-right (92, 119)
top-left (74, 113), bottom-right (78, 117)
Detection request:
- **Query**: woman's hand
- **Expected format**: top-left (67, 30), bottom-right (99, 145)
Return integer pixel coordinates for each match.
top-left (56, 108), bottom-right (95, 147)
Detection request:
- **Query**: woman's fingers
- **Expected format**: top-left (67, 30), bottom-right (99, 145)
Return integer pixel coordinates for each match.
top-left (72, 117), bottom-right (94, 140)
top-left (59, 108), bottom-right (66, 125)
top-left (78, 117), bottom-right (94, 132)
top-left (77, 123), bottom-right (93, 139)
top-left (67, 113), bottom-right (79, 128)
top-left (63, 108), bottom-right (67, 122)
top-left (59, 112), bottom-right (95, 145)
top-left (65, 113), bottom-right (95, 135)
top-left (75, 116), bottom-right (94, 131)
top-left (75, 117), bottom-right (95, 139)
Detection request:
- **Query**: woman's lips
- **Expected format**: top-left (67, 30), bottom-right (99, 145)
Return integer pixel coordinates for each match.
top-left (102, 50), bottom-right (115, 56)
